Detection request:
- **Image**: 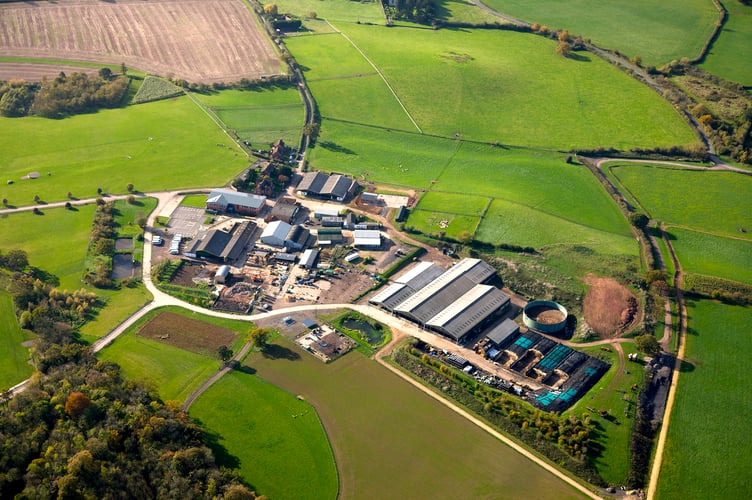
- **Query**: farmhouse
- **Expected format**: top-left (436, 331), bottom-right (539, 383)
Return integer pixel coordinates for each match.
top-left (185, 221), bottom-right (257, 263)
top-left (206, 188), bottom-right (266, 216)
top-left (297, 171), bottom-right (358, 202)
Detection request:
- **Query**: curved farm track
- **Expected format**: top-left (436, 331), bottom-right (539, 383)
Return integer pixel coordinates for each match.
top-left (0, 0), bottom-right (280, 83)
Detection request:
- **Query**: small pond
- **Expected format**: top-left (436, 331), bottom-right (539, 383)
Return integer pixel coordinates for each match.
top-left (112, 253), bottom-right (134, 279)
top-left (342, 318), bottom-right (385, 346)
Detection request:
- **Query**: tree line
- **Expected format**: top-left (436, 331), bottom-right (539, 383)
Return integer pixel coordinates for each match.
top-left (0, 252), bottom-right (263, 499)
top-left (0, 69), bottom-right (128, 119)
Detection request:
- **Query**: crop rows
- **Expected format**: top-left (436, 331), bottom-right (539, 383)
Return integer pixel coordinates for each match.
top-left (0, 0), bottom-right (279, 83)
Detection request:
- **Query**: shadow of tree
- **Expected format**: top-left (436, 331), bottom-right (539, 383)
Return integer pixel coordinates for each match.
top-left (261, 343), bottom-right (300, 361)
top-left (318, 141), bottom-right (357, 155)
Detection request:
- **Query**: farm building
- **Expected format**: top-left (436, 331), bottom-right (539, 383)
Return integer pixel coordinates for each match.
top-left (353, 229), bottom-right (381, 249)
top-left (185, 221), bottom-right (257, 263)
top-left (299, 249), bottom-right (319, 269)
top-left (260, 220), bottom-right (291, 247)
top-left (343, 212), bottom-right (358, 229)
top-left (273, 252), bottom-right (296, 264)
top-left (215, 265), bottom-right (231, 284)
top-left (424, 285), bottom-right (510, 342)
top-left (285, 225), bottom-right (313, 251)
top-left (485, 318), bottom-right (521, 350)
top-left (360, 192), bottom-right (379, 204)
top-left (297, 171), bottom-right (358, 202)
top-left (369, 261), bottom-right (445, 311)
top-left (395, 205), bottom-right (409, 222)
top-left (206, 189), bottom-right (266, 216)
top-left (266, 198), bottom-right (300, 224)
top-left (270, 139), bottom-right (287, 161)
top-left (316, 228), bottom-right (344, 246)
top-left (394, 258), bottom-right (496, 324)
top-left (313, 205), bottom-right (342, 219)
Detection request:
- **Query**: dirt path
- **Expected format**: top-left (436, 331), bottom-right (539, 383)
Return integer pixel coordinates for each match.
top-left (181, 341), bottom-right (252, 411)
top-left (647, 224), bottom-right (688, 500)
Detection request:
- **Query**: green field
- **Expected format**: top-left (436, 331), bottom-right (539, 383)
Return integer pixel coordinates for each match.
top-left (0, 96), bottom-right (247, 206)
top-left (0, 205), bottom-right (96, 289)
top-left (310, 121), bottom-right (460, 188)
top-left (0, 204), bottom-right (154, 343)
top-left (416, 191), bottom-right (490, 216)
top-left (0, 290), bottom-right (33, 391)
top-left (190, 371), bottom-right (338, 500)
top-left (97, 307), bottom-right (248, 402)
top-left (481, 0), bottom-right (717, 66)
top-left (324, 24), bottom-right (696, 149)
top-left (436, 0), bottom-right (507, 24)
top-left (193, 88), bottom-right (304, 147)
top-left (609, 165), bottom-right (752, 237)
top-left (437, 145), bottom-right (631, 235)
top-left (569, 344), bottom-right (646, 485)
top-left (477, 198), bottom-right (637, 255)
top-left (406, 210), bottom-right (480, 240)
top-left (247, 339), bottom-right (585, 499)
top-left (667, 227), bottom-right (752, 285)
top-left (273, 0), bottom-right (384, 24)
top-left (308, 75), bottom-right (416, 131)
top-left (656, 300), bottom-right (752, 498)
top-left (180, 194), bottom-right (209, 208)
top-left (700, 2), bottom-right (752, 85)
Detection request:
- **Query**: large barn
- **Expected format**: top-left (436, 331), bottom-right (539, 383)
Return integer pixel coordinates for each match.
top-left (297, 172), bottom-right (358, 202)
top-left (206, 189), bottom-right (266, 216)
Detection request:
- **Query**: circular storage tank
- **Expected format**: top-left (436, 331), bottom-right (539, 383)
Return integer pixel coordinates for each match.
top-left (523, 300), bottom-right (567, 334)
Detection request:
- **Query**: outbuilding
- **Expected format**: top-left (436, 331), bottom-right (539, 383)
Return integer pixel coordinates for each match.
top-left (261, 220), bottom-right (292, 248)
top-left (215, 265), bottom-right (231, 284)
top-left (353, 229), bottom-right (381, 249)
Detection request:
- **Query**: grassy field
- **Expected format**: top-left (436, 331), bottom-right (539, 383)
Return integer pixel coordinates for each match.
top-left (273, 0), bottom-right (384, 24)
top-left (435, 0), bottom-right (507, 24)
top-left (330, 24), bottom-right (696, 149)
top-left (568, 344), bottom-right (645, 485)
top-left (308, 75), bottom-right (417, 131)
top-left (0, 205), bottom-right (96, 289)
top-left (609, 165), bottom-right (752, 238)
top-left (667, 227), bottom-right (752, 285)
top-left (476, 198), bottom-right (637, 255)
top-left (0, 290), bottom-right (33, 391)
top-left (406, 210), bottom-right (480, 240)
top-left (0, 203), bottom-right (154, 343)
top-left (480, 0), bottom-right (717, 66)
top-left (310, 121), bottom-right (460, 188)
top-left (699, 2), bottom-right (752, 85)
top-left (656, 300), bottom-right (752, 498)
top-left (0, 96), bottom-right (247, 206)
top-left (437, 145), bottom-right (631, 236)
top-left (246, 338), bottom-right (586, 499)
top-left (193, 88), bottom-right (304, 147)
top-left (416, 191), bottom-right (490, 216)
top-left (180, 194), bottom-right (209, 208)
top-left (97, 307), bottom-right (249, 402)
top-left (190, 371), bottom-right (338, 500)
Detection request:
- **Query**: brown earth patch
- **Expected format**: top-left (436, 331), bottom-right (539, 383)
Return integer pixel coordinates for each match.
top-left (137, 311), bottom-right (238, 354)
top-left (583, 275), bottom-right (640, 339)
top-left (0, 63), bottom-right (98, 82)
top-left (0, 0), bottom-right (279, 83)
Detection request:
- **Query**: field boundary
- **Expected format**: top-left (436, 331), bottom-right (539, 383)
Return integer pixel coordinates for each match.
top-left (325, 20), bottom-right (422, 133)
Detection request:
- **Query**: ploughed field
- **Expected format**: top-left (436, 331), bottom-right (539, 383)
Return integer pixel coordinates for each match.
top-left (0, 0), bottom-right (279, 83)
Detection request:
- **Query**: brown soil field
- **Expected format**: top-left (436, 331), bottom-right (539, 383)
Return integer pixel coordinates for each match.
top-left (137, 311), bottom-right (238, 354)
top-left (0, 63), bottom-right (98, 82)
top-left (0, 0), bottom-right (280, 83)
top-left (583, 275), bottom-right (640, 339)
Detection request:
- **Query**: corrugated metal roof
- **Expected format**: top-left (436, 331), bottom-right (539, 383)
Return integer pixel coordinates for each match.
top-left (207, 189), bottom-right (266, 209)
top-left (369, 283), bottom-right (407, 305)
top-left (261, 220), bottom-right (291, 240)
top-left (485, 318), bottom-right (520, 346)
